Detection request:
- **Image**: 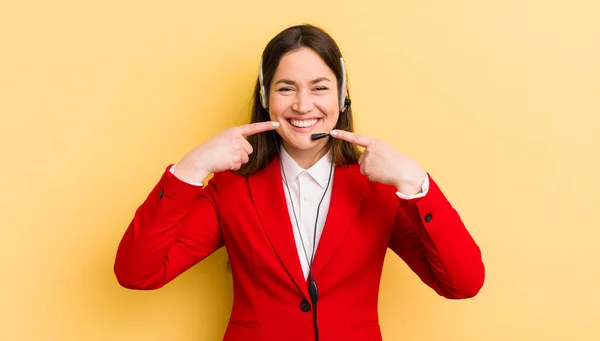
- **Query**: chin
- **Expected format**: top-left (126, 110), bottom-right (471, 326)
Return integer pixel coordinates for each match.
top-left (283, 136), bottom-right (313, 149)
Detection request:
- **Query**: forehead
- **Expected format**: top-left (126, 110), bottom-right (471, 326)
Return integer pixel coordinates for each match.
top-left (273, 47), bottom-right (335, 80)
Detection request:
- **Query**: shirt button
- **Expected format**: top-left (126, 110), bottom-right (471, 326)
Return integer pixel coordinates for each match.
top-left (300, 299), bottom-right (311, 312)
top-left (158, 189), bottom-right (164, 199)
top-left (302, 196), bottom-right (308, 202)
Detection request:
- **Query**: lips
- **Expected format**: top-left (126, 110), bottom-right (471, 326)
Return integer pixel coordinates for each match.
top-left (287, 118), bottom-right (321, 128)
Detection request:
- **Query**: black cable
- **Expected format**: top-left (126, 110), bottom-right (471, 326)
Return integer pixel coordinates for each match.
top-left (273, 131), bottom-right (334, 341)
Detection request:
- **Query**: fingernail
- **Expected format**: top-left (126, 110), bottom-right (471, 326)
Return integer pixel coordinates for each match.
top-left (272, 122), bottom-right (280, 127)
top-left (329, 130), bottom-right (338, 136)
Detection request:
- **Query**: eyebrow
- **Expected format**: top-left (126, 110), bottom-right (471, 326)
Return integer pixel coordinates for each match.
top-left (274, 77), bottom-right (332, 85)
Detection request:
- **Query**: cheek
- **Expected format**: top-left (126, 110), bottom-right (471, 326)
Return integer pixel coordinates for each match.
top-left (326, 114), bottom-right (340, 127)
top-left (316, 103), bottom-right (340, 122)
top-left (268, 107), bottom-right (284, 122)
top-left (268, 99), bottom-right (290, 119)
top-left (315, 96), bottom-right (340, 115)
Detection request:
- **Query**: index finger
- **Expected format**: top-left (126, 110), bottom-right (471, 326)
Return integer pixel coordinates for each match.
top-left (330, 130), bottom-right (371, 147)
top-left (240, 121), bottom-right (280, 137)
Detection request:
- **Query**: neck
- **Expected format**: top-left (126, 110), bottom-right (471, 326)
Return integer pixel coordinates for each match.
top-left (282, 141), bottom-right (331, 169)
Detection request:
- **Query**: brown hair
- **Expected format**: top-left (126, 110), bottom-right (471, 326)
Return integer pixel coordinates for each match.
top-left (236, 24), bottom-right (361, 176)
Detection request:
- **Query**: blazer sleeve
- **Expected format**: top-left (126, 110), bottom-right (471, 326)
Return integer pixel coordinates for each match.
top-left (388, 173), bottom-right (485, 299)
top-left (114, 165), bottom-right (224, 290)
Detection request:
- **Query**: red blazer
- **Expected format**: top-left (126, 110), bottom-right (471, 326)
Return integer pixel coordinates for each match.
top-left (114, 156), bottom-right (484, 341)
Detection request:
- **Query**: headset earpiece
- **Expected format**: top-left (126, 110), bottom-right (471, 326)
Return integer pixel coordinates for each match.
top-left (259, 58), bottom-right (268, 109)
top-left (339, 57), bottom-right (347, 111)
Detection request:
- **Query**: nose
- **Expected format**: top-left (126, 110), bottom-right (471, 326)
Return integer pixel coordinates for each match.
top-left (291, 89), bottom-right (314, 114)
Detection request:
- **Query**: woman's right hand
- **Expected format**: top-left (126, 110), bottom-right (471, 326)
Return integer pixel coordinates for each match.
top-left (173, 121), bottom-right (280, 184)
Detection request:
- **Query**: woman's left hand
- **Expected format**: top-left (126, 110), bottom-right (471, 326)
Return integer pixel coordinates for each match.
top-left (330, 129), bottom-right (427, 196)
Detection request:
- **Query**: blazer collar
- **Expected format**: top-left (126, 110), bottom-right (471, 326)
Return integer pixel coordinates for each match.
top-left (248, 155), bottom-right (367, 298)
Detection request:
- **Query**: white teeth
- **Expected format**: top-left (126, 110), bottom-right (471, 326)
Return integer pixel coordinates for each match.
top-left (289, 118), bottom-right (319, 128)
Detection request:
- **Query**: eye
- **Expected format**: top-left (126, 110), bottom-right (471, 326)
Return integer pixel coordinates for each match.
top-left (314, 86), bottom-right (329, 91)
top-left (277, 87), bottom-right (293, 92)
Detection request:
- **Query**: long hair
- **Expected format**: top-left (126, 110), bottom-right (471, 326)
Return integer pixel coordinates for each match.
top-left (236, 24), bottom-right (361, 176)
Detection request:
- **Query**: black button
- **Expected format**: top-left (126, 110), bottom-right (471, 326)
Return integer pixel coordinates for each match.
top-left (300, 299), bottom-right (311, 312)
top-left (424, 213), bottom-right (432, 222)
top-left (158, 189), bottom-right (164, 199)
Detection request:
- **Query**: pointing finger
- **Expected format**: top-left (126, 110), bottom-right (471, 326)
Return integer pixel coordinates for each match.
top-left (330, 130), bottom-right (371, 147)
top-left (240, 121), bottom-right (280, 137)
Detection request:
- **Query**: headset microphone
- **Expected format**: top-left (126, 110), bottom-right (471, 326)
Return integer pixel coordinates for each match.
top-left (310, 133), bottom-right (329, 141)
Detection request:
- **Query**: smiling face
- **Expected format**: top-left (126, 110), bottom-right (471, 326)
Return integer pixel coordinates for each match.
top-left (268, 47), bottom-right (341, 162)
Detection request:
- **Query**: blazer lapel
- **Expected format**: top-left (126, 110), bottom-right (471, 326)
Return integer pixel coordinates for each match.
top-left (247, 155), bottom-right (309, 298)
top-left (312, 164), bottom-right (367, 280)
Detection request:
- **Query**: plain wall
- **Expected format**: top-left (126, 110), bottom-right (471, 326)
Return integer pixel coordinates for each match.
top-left (1, 0), bottom-right (599, 340)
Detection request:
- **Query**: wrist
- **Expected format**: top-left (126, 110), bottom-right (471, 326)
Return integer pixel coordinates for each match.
top-left (396, 184), bottom-right (421, 196)
top-left (395, 172), bottom-right (426, 196)
top-left (195, 168), bottom-right (211, 183)
top-left (174, 164), bottom-right (211, 185)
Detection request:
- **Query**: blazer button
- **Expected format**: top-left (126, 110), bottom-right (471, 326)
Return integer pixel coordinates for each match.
top-left (300, 299), bottom-right (311, 312)
top-left (424, 213), bottom-right (432, 222)
top-left (158, 189), bottom-right (164, 199)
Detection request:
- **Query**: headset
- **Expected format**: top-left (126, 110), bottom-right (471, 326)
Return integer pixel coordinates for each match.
top-left (259, 55), bottom-right (351, 341)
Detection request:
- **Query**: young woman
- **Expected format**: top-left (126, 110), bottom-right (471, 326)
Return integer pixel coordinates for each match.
top-left (114, 24), bottom-right (485, 341)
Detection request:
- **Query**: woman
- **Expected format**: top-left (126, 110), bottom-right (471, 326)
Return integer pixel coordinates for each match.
top-left (114, 24), bottom-right (485, 341)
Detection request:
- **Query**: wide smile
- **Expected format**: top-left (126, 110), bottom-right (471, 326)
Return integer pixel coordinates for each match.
top-left (285, 118), bottom-right (323, 132)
